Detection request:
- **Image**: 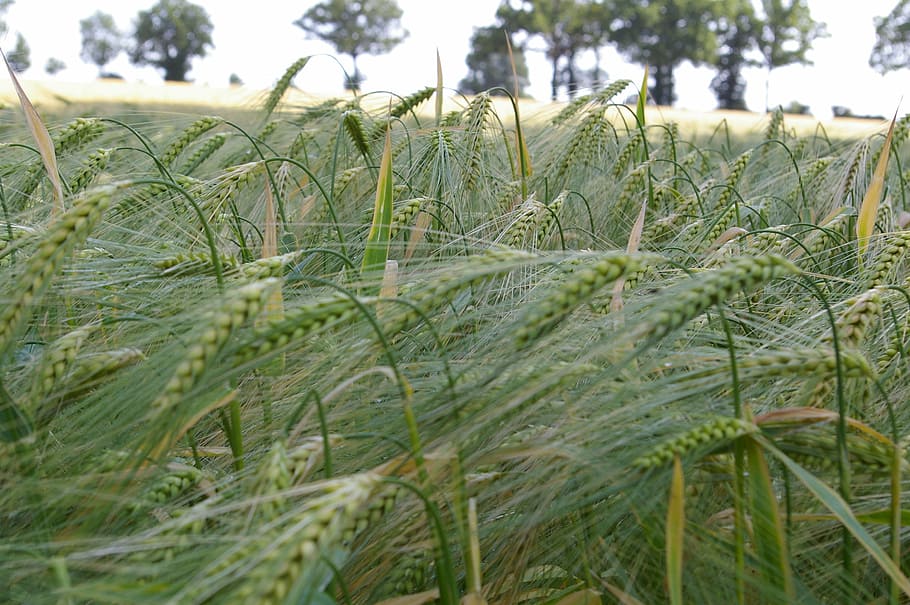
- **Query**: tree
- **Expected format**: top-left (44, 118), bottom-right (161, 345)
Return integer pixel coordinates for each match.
top-left (44, 57), bottom-right (66, 76)
top-left (711, 2), bottom-right (758, 110)
top-left (870, 0), bottom-right (910, 73)
top-left (0, 0), bottom-right (13, 37)
top-left (612, 0), bottom-right (735, 106)
top-left (129, 0), bottom-right (213, 82)
top-left (460, 26), bottom-right (529, 96)
top-left (497, 0), bottom-right (606, 101)
top-left (80, 11), bottom-right (122, 75)
top-left (294, 0), bottom-right (408, 91)
top-left (755, 0), bottom-right (826, 109)
top-left (7, 32), bottom-right (29, 73)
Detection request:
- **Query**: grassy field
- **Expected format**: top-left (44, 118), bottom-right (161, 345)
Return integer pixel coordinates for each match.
top-left (1, 64), bottom-right (910, 604)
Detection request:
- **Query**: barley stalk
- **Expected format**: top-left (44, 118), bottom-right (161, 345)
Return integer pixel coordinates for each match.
top-left (0, 187), bottom-right (115, 357)
top-left (830, 286), bottom-right (886, 349)
top-left (388, 198), bottom-right (424, 240)
top-left (68, 147), bottom-right (113, 194)
top-left (264, 57), bottom-right (309, 116)
top-left (179, 133), bottom-right (226, 175)
top-left (229, 472), bottom-right (400, 605)
top-left (131, 461), bottom-right (206, 511)
top-left (30, 325), bottom-right (94, 403)
top-left (612, 130), bottom-right (644, 178)
top-left (633, 254), bottom-right (800, 343)
top-left (151, 278), bottom-right (279, 414)
top-left (343, 110), bottom-right (372, 162)
top-left (501, 197), bottom-right (546, 248)
top-left (370, 86), bottom-right (436, 140)
top-left (551, 79), bottom-right (631, 125)
top-left (633, 417), bottom-right (756, 469)
top-left (233, 294), bottom-right (361, 362)
top-left (159, 116), bottom-right (222, 168)
top-left (515, 252), bottom-right (652, 346)
top-left (463, 93), bottom-right (494, 191)
top-left (154, 251), bottom-right (240, 277)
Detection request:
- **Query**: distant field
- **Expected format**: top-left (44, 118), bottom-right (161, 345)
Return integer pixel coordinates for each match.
top-left (0, 77), bottom-right (889, 140)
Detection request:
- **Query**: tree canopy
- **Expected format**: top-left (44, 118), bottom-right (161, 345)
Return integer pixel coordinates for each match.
top-left (497, 0), bottom-right (608, 101)
top-left (7, 32), bottom-right (29, 73)
top-left (294, 0), bottom-right (408, 91)
top-left (711, 1), bottom-right (758, 110)
top-left (459, 26), bottom-right (529, 96)
top-left (0, 0), bottom-right (13, 37)
top-left (80, 11), bottom-right (122, 74)
top-left (129, 0), bottom-right (213, 82)
top-left (755, 0), bottom-right (826, 109)
top-left (44, 57), bottom-right (66, 76)
top-left (870, 0), bottom-right (910, 73)
top-left (612, 0), bottom-right (734, 106)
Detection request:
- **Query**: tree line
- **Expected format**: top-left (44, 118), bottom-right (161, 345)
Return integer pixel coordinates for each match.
top-left (2, 0), bottom-right (910, 112)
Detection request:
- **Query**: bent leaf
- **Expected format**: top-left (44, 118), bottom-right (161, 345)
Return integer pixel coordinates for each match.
top-left (762, 436), bottom-right (910, 598)
top-left (3, 49), bottom-right (63, 215)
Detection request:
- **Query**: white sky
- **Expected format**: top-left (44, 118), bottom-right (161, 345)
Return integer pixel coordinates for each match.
top-left (2, 1), bottom-right (907, 119)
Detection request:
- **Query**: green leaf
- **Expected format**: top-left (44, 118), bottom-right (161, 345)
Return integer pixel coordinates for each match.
top-left (793, 509), bottom-right (910, 526)
top-left (857, 111), bottom-right (897, 256)
top-left (761, 436), bottom-right (910, 598)
top-left (0, 379), bottom-right (31, 443)
top-left (435, 49), bottom-right (443, 126)
top-left (667, 455), bottom-right (684, 605)
top-left (636, 65), bottom-right (648, 127)
top-left (361, 125), bottom-right (394, 277)
top-left (744, 437), bottom-right (794, 603)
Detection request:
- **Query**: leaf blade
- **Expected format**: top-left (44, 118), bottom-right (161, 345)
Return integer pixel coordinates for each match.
top-left (361, 125), bottom-right (394, 277)
top-left (762, 436), bottom-right (910, 598)
top-left (3, 49), bottom-right (63, 214)
top-left (667, 455), bottom-right (684, 605)
top-left (857, 112), bottom-right (897, 255)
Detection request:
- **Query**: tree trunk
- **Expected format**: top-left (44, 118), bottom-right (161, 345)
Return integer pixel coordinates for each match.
top-left (765, 67), bottom-right (771, 112)
top-left (347, 54), bottom-right (362, 91)
top-left (163, 61), bottom-right (187, 82)
top-left (566, 50), bottom-right (577, 100)
top-left (650, 64), bottom-right (675, 107)
top-left (550, 54), bottom-right (559, 101)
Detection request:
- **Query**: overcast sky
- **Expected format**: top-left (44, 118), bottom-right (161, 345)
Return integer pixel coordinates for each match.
top-left (2, 1), bottom-right (906, 119)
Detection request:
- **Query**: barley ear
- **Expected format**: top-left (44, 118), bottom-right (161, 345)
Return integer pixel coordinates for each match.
top-left (264, 57), bottom-right (310, 116)
top-left (0, 187), bottom-right (115, 358)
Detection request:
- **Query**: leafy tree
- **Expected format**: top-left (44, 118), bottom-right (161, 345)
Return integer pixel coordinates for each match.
top-left (294, 0), bottom-right (408, 91)
top-left (460, 26), bottom-right (529, 96)
top-left (497, 0), bottom-right (607, 101)
top-left (229, 73), bottom-right (243, 86)
top-left (711, 2), bottom-right (758, 110)
top-left (80, 11), bottom-right (122, 75)
top-left (0, 0), bottom-right (13, 37)
top-left (129, 0), bottom-right (213, 82)
top-left (612, 0), bottom-right (734, 106)
top-left (755, 0), bottom-right (826, 109)
top-left (870, 0), bottom-right (910, 73)
top-left (7, 32), bottom-right (29, 73)
top-left (44, 57), bottom-right (66, 76)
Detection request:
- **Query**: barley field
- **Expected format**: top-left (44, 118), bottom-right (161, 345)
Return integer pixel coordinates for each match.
top-left (2, 59), bottom-right (910, 605)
